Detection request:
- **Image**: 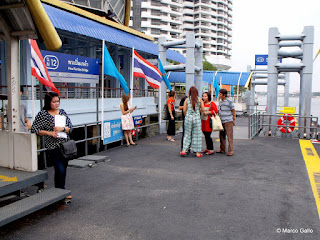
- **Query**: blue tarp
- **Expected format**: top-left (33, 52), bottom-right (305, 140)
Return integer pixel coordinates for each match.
top-left (43, 4), bottom-right (186, 63)
top-left (168, 71), bottom-right (250, 86)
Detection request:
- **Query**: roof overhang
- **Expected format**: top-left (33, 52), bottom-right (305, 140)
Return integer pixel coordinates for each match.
top-left (0, 0), bottom-right (61, 50)
top-left (0, 0), bottom-right (37, 41)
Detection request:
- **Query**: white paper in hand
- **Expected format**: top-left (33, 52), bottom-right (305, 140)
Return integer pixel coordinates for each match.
top-left (55, 115), bottom-right (67, 138)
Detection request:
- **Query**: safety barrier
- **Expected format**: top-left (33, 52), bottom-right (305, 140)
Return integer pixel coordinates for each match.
top-left (248, 111), bottom-right (318, 139)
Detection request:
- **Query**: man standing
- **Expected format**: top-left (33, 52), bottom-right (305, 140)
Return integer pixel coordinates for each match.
top-left (217, 89), bottom-right (235, 156)
top-left (19, 86), bottom-right (31, 132)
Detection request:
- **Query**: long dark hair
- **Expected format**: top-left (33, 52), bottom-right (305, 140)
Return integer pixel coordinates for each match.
top-left (188, 86), bottom-right (198, 111)
top-left (43, 92), bottom-right (60, 110)
top-left (122, 94), bottom-right (130, 111)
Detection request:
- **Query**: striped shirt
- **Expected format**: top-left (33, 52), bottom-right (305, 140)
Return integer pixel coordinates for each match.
top-left (219, 98), bottom-right (234, 123)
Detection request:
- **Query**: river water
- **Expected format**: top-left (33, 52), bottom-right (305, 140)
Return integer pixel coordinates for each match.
top-left (256, 95), bottom-right (320, 122)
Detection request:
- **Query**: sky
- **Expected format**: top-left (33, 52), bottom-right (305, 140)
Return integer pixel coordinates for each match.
top-left (230, 0), bottom-right (320, 92)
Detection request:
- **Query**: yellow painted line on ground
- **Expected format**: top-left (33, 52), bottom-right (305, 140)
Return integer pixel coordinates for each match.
top-left (299, 139), bottom-right (320, 219)
top-left (0, 175), bottom-right (18, 182)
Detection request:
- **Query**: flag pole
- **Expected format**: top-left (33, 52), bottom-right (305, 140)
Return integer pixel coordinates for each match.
top-left (31, 76), bottom-right (35, 120)
top-left (101, 40), bottom-right (105, 139)
top-left (130, 47), bottom-right (134, 106)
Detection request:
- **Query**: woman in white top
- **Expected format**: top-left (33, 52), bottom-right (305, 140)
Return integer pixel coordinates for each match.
top-left (120, 94), bottom-right (137, 147)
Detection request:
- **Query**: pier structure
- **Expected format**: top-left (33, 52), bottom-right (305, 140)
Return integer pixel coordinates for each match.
top-left (267, 26), bottom-right (314, 138)
top-left (158, 33), bottom-right (203, 133)
top-left (247, 66), bottom-right (289, 114)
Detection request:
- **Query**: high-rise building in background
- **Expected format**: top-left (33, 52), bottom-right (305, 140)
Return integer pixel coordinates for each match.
top-left (131, 0), bottom-right (233, 70)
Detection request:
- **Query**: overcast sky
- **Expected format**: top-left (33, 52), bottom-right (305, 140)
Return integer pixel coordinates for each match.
top-left (230, 0), bottom-right (320, 92)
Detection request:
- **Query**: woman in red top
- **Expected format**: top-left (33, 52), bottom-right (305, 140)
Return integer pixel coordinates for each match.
top-left (201, 92), bottom-right (218, 155)
top-left (167, 90), bottom-right (176, 141)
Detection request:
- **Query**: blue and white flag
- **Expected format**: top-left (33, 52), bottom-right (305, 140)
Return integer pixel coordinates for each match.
top-left (133, 50), bottom-right (162, 89)
top-left (104, 44), bottom-right (129, 94)
top-left (158, 58), bottom-right (172, 90)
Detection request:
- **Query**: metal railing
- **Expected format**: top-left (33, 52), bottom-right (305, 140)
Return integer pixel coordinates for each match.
top-left (0, 85), bottom-right (158, 100)
top-left (36, 113), bottom-right (160, 168)
top-left (249, 111), bottom-right (318, 139)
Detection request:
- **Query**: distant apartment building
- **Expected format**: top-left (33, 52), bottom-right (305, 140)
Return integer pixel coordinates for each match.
top-left (130, 0), bottom-right (233, 70)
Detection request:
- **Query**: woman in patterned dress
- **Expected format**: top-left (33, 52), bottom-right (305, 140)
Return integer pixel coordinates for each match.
top-left (31, 92), bottom-right (73, 199)
top-left (120, 94), bottom-right (137, 147)
top-left (180, 87), bottom-right (205, 158)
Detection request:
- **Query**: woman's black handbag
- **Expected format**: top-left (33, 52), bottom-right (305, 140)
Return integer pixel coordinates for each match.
top-left (58, 140), bottom-right (78, 160)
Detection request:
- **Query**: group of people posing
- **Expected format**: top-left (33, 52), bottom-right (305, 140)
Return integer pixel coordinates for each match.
top-left (166, 87), bottom-right (236, 158)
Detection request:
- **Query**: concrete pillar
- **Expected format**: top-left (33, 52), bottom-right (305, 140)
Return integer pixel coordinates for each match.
top-left (158, 37), bottom-right (167, 134)
top-left (284, 73), bottom-right (290, 107)
top-left (185, 32), bottom-right (195, 96)
top-left (267, 27), bottom-right (280, 135)
top-left (132, 0), bottom-right (142, 32)
top-left (7, 38), bottom-right (20, 133)
top-left (195, 38), bottom-right (203, 96)
top-left (300, 26), bottom-right (314, 139)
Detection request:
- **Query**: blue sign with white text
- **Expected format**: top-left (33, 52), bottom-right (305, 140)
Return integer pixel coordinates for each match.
top-left (103, 119), bottom-right (124, 145)
top-left (255, 55), bottom-right (268, 65)
top-left (41, 50), bottom-right (99, 75)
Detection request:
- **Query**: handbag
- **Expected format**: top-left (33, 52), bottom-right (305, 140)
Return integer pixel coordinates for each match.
top-left (162, 104), bottom-right (169, 120)
top-left (211, 113), bottom-right (223, 131)
top-left (58, 140), bottom-right (78, 160)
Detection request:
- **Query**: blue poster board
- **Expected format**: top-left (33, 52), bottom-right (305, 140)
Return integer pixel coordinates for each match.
top-left (103, 119), bottom-right (124, 144)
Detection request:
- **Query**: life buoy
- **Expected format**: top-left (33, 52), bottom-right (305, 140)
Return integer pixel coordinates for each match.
top-left (277, 114), bottom-right (295, 133)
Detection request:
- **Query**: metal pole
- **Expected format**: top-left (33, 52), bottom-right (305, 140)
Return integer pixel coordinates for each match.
top-left (101, 40), bottom-right (105, 142)
top-left (195, 38), bottom-right (203, 96)
top-left (185, 32), bottom-right (195, 95)
top-left (267, 27), bottom-right (280, 135)
top-left (158, 37), bottom-right (167, 134)
top-left (300, 26), bottom-right (314, 139)
top-left (284, 73), bottom-right (290, 107)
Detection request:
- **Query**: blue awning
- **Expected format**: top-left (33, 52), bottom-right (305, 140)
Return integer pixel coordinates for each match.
top-left (168, 71), bottom-right (250, 86)
top-left (43, 4), bottom-right (186, 63)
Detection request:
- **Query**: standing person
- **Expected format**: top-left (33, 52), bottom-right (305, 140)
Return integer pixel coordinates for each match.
top-left (20, 86), bottom-right (31, 132)
top-left (180, 86), bottom-right (205, 158)
top-left (31, 92), bottom-right (73, 199)
top-left (5, 86), bottom-right (31, 132)
top-left (167, 90), bottom-right (176, 142)
top-left (179, 95), bottom-right (187, 150)
top-left (120, 94), bottom-right (137, 147)
top-left (201, 92), bottom-right (218, 155)
top-left (217, 89), bottom-right (236, 156)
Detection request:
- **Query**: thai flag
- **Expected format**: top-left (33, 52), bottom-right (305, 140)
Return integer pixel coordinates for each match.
top-left (29, 39), bottom-right (60, 95)
top-left (133, 50), bottom-right (162, 89)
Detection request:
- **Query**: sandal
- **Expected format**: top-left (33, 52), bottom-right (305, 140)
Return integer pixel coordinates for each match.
top-left (216, 150), bottom-right (225, 154)
top-left (170, 138), bottom-right (175, 142)
top-left (206, 150), bottom-right (214, 155)
top-left (202, 149), bottom-right (208, 153)
top-left (227, 152), bottom-right (233, 156)
top-left (196, 153), bottom-right (203, 158)
top-left (180, 151), bottom-right (187, 157)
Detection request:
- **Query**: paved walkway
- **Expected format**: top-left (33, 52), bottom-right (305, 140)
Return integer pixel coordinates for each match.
top-left (1, 132), bottom-right (320, 240)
